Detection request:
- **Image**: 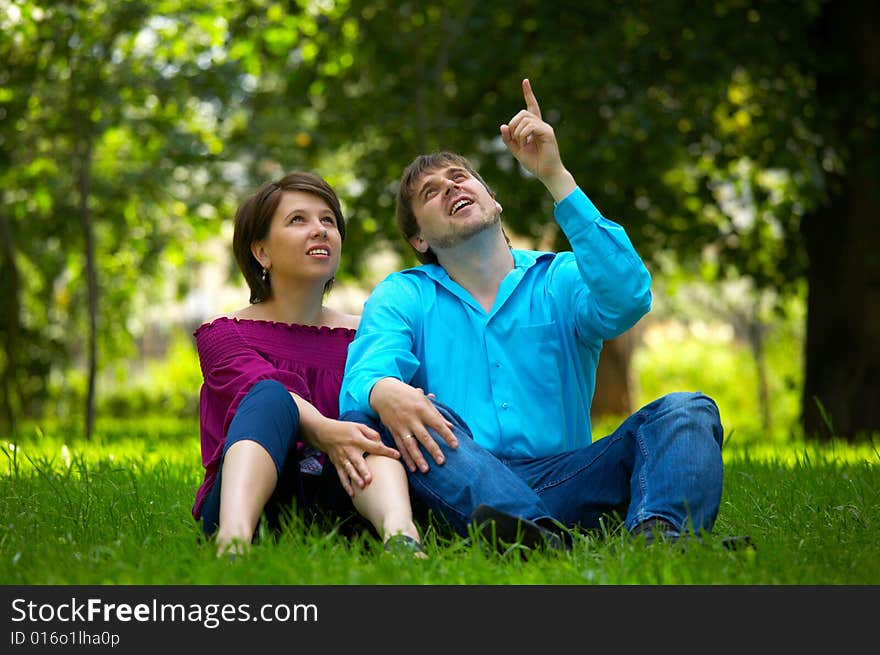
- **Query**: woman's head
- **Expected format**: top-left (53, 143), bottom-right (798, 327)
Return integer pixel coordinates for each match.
top-left (233, 172), bottom-right (346, 303)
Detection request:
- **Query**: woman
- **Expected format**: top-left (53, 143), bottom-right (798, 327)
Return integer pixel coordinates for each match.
top-left (192, 172), bottom-right (424, 556)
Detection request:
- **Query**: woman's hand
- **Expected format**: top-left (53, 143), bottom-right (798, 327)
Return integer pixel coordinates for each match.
top-left (311, 416), bottom-right (401, 496)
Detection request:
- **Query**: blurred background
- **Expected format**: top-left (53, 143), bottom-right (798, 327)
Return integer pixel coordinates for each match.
top-left (1, 0), bottom-right (877, 445)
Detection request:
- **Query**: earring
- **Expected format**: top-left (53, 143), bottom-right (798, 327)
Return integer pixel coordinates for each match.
top-left (261, 267), bottom-right (268, 282)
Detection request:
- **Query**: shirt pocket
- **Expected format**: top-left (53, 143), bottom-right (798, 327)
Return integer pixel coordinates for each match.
top-left (509, 322), bottom-right (564, 398)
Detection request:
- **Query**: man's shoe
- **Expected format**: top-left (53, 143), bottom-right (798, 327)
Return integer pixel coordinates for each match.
top-left (630, 517), bottom-right (682, 546)
top-left (469, 505), bottom-right (568, 551)
top-left (720, 535), bottom-right (756, 551)
top-left (632, 518), bottom-right (756, 551)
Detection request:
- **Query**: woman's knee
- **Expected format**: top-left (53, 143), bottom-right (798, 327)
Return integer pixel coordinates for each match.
top-left (246, 379), bottom-right (296, 410)
top-left (225, 379), bottom-right (301, 468)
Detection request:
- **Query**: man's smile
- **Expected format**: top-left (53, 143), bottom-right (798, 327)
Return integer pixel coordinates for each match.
top-left (449, 197), bottom-right (474, 215)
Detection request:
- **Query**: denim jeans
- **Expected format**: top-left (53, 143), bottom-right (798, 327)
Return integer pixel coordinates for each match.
top-left (342, 391), bottom-right (723, 536)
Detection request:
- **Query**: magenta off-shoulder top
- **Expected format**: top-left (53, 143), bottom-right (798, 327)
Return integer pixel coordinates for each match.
top-left (191, 317), bottom-right (356, 519)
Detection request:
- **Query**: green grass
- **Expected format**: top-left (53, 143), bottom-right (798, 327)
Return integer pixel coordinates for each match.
top-left (2, 420), bottom-right (878, 585)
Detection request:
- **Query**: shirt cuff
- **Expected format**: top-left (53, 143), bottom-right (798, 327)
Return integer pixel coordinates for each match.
top-left (554, 186), bottom-right (602, 232)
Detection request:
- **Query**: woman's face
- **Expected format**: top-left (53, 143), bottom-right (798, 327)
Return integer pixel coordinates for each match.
top-left (256, 190), bottom-right (342, 286)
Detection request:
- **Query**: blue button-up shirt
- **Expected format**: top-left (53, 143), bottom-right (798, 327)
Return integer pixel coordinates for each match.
top-left (340, 187), bottom-right (652, 458)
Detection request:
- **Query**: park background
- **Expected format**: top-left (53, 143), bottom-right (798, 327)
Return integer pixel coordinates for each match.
top-left (1, 1), bottom-right (878, 585)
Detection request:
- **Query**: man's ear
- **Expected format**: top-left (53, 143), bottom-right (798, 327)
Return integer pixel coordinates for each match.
top-left (408, 235), bottom-right (428, 253)
top-left (251, 241), bottom-right (270, 269)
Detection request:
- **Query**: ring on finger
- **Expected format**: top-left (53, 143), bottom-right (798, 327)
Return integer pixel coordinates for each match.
top-left (403, 434), bottom-right (415, 441)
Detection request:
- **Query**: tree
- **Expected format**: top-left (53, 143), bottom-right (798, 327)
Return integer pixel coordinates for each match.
top-left (4, 1), bottom-right (875, 443)
top-left (801, 1), bottom-right (880, 440)
top-left (286, 0), bottom-right (875, 440)
top-left (0, 0), bottom-right (246, 436)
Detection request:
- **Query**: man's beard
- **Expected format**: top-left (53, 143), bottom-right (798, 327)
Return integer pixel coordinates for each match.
top-left (430, 211), bottom-right (500, 249)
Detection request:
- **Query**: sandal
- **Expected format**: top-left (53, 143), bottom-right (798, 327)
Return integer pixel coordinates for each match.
top-left (383, 534), bottom-right (428, 558)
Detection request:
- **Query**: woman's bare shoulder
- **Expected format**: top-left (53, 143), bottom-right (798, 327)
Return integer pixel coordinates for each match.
top-left (228, 305), bottom-right (267, 320)
top-left (197, 306), bottom-right (258, 330)
top-left (323, 307), bottom-right (360, 330)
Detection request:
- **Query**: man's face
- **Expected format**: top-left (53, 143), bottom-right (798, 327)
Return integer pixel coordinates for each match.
top-left (409, 165), bottom-right (503, 253)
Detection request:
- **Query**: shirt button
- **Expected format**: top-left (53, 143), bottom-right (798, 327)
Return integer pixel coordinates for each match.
top-left (494, 362), bottom-right (501, 368)
top-left (501, 402), bottom-right (509, 409)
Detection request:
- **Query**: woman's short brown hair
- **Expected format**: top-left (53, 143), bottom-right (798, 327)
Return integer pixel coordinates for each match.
top-left (232, 172), bottom-right (346, 303)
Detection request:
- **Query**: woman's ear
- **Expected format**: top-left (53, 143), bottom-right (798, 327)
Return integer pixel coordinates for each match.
top-left (251, 241), bottom-right (270, 270)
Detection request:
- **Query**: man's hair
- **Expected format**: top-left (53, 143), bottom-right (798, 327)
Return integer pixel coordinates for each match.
top-left (232, 171), bottom-right (346, 303)
top-left (395, 152), bottom-right (494, 264)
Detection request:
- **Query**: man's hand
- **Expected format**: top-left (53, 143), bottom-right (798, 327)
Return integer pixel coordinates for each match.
top-left (369, 377), bottom-right (458, 474)
top-left (500, 78), bottom-right (576, 202)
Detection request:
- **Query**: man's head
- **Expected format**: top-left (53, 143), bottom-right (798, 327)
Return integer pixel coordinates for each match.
top-left (395, 152), bottom-right (502, 264)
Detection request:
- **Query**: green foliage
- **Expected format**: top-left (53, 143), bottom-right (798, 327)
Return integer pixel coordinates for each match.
top-left (45, 331), bottom-right (202, 421)
top-left (1, 427), bottom-right (878, 584)
top-left (3, 0), bottom-right (875, 441)
top-left (0, 0), bottom-right (255, 427)
top-left (632, 317), bottom-right (801, 443)
top-left (295, 0), bottom-right (820, 290)
top-left (623, 278), bottom-right (807, 443)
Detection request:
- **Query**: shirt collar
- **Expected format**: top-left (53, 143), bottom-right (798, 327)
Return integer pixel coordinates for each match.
top-left (403, 249), bottom-right (554, 281)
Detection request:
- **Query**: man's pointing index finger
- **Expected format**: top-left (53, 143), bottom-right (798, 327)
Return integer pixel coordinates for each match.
top-left (523, 78), bottom-right (542, 120)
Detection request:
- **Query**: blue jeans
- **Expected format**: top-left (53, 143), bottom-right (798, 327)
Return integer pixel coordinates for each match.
top-left (342, 391), bottom-right (723, 536)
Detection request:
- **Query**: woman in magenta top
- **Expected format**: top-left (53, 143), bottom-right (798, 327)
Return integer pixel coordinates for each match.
top-left (193, 172), bottom-right (424, 556)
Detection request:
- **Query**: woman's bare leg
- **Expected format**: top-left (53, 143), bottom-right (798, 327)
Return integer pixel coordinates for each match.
top-left (352, 455), bottom-right (424, 555)
top-left (214, 440), bottom-right (278, 556)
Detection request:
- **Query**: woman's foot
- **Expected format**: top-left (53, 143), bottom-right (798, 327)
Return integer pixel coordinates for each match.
top-left (383, 533), bottom-right (428, 559)
top-left (215, 532), bottom-right (251, 558)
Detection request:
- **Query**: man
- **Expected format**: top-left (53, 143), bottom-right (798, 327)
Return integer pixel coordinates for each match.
top-left (339, 78), bottom-right (724, 547)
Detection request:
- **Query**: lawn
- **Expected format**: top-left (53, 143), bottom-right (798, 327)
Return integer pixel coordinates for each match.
top-left (2, 418), bottom-right (877, 585)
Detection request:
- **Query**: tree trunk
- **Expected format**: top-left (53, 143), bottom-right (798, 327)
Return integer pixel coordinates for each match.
top-left (71, 65), bottom-right (98, 441)
top-left (592, 325), bottom-right (643, 420)
top-left (801, 2), bottom-right (880, 441)
top-left (746, 316), bottom-right (772, 435)
top-left (0, 211), bottom-right (21, 433)
top-left (81, 140), bottom-right (98, 441)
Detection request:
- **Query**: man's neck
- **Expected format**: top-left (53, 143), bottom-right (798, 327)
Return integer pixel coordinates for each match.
top-left (437, 228), bottom-right (515, 313)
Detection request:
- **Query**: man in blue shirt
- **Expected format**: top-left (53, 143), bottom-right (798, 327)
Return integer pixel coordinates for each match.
top-left (339, 78), bottom-right (724, 547)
